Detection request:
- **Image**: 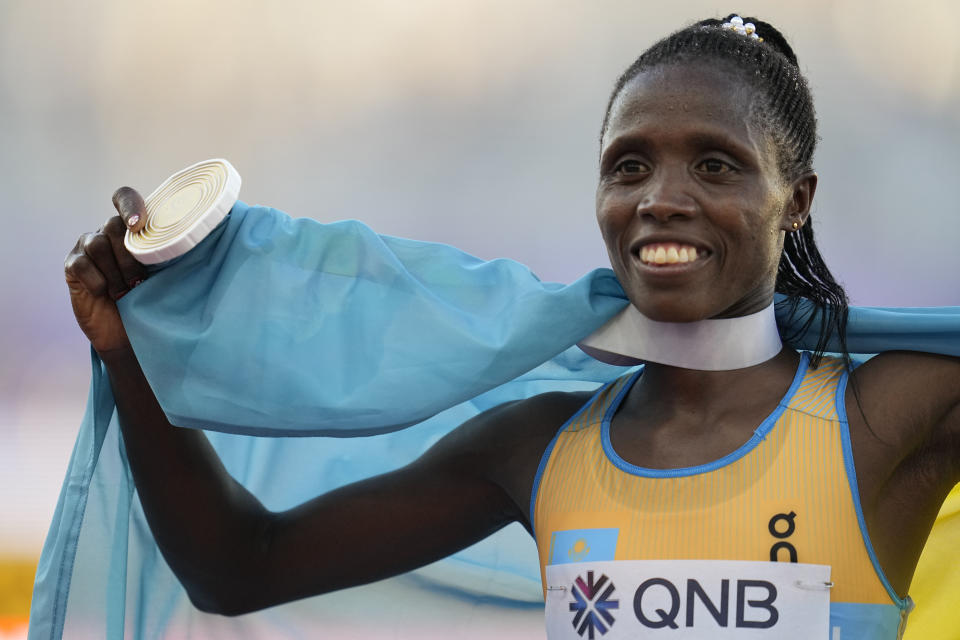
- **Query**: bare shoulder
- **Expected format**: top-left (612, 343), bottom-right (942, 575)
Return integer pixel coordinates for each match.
top-left (850, 351), bottom-right (960, 436)
top-left (420, 388), bottom-right (596, 530)
top-left (847, 350), bottom-right (960, 482)
top-left (435, 390), bottom-right (595, 454)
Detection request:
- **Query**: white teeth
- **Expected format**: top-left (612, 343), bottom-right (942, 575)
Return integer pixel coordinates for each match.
top-left (639, 243), bottom-right (703, 265)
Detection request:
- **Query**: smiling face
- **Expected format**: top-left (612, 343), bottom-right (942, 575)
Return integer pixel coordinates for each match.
top-left (597, 62), bottom-right (814, 322)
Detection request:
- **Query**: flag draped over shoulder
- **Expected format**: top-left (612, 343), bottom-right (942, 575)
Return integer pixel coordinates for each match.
top-left (29, 203), bottom-right (960, 639)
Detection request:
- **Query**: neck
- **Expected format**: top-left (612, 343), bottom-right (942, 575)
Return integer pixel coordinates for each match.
top-left (630, 348), bottom-right (800, 414)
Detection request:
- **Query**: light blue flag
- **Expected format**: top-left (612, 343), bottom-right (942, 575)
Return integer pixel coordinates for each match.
top-left (30, 202), bottom-right (960, 639)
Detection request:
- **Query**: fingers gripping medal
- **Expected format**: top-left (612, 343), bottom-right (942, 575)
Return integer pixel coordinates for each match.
top-left (124, 158), bottom-right (242, 265)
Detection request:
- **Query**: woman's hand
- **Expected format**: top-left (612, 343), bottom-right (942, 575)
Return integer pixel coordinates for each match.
top-left (64, 187), bottom-right (149, 356)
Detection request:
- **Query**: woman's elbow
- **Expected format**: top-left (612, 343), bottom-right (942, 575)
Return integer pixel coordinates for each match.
top-left (187, 587), bottom-right (229, 615)
top-left (187, 587), bottom-right (262, 617)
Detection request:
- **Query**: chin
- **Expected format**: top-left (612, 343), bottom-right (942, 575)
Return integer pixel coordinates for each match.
top-left (629, 296), bottom-right (714, 323)
top-left (614, 265), bottom-right (724, 323)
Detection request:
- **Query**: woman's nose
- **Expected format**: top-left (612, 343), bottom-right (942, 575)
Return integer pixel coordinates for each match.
top-left (634, 167), bottom-right (698, 222)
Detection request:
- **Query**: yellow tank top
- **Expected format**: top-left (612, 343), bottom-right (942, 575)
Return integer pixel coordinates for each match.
top-left (532, 352), bottom-right (911, 638)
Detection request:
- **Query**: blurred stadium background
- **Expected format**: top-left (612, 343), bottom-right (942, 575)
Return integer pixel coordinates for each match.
top-left (1, 1), bottom-right (958, 637)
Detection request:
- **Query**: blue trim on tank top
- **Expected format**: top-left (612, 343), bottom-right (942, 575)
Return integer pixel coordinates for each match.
top-left (529, 378), bottom-right (624, 534)
top-left (598, 351), bottom-right (810, 478)
top-left (835, 362), bottom-right (911, 610)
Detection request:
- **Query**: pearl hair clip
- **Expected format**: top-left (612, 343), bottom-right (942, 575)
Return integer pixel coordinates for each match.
top-left (722, 15), bottom-right (763, 41)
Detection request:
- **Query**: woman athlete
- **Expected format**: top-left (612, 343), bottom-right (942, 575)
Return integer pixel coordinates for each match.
top-left (63, 15), bottom-right (958, 638)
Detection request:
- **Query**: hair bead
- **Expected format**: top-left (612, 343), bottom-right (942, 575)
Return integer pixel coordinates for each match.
top-left (722, 15), bottom-right (762, 40)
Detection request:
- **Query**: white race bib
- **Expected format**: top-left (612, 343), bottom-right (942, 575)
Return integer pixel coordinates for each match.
top-left (545, 560), bottom-right (831, 639)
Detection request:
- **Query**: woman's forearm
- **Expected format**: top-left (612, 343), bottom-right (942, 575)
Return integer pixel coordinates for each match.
top-left (101, 345), bottom-right (269, 612)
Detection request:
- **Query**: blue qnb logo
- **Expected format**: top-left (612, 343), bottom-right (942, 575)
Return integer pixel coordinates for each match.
top-left (570, 571), bottom-right (619, 638)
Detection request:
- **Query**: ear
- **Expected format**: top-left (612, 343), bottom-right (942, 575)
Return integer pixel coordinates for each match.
top-left (780, 172), bottom-right (817, 231)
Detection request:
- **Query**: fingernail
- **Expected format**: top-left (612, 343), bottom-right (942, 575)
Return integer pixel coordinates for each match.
top-left (127, 214), bottom-right (140, 228)
top-left (128, 277), bottom-right (144, 288)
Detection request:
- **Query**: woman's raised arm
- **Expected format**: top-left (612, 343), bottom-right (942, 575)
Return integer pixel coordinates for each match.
top-left (62, 189), bottom-right (544, 616)
top-left (101, 345), bottom-right (526, 615)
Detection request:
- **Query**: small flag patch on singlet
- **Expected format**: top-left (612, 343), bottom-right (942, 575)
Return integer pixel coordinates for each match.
top-left (548, 528), bottom-right (619, 565)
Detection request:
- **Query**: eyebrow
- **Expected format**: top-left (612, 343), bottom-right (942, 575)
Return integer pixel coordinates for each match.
top-left (600, 130), bottom-right (756, 168)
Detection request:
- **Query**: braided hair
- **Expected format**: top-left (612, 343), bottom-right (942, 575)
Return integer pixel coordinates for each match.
top-left (600, 15), bottom-right (849, 368)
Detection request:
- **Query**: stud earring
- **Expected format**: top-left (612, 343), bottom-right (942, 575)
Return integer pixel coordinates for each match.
top-left (791, 221), bottom-right (800, 230)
